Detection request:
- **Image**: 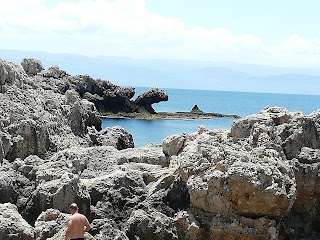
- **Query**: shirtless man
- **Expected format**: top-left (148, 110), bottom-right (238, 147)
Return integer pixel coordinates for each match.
top-left (64, 203), bottom-right (91, 240)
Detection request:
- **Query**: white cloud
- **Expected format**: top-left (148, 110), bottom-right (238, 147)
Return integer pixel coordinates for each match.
top-left (1, 0), bottom-right (320, 67)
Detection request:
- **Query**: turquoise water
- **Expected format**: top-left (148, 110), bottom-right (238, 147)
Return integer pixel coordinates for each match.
top-left (102, 88), bottom-right (320, 147)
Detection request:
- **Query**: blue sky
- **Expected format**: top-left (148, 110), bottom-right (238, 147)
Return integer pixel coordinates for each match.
top-left (1, 0), bottom-right (320, 68)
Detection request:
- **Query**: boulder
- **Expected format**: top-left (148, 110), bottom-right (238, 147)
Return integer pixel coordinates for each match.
top-left (280, 116), bottom-right (320, 159)
top-left (65, 90), bottom-right (102, 134)
top-left (39, 145), bottom-right (166, 179)
top-left (120, 146), bottom-right (168, 167)
top-left (143, 172), bottom-right (190, 217)
top-left (5, 119), bottom-right (49, 161)
top-left (24, 173), bottom-right (90, 224)
top-left (47, 146), bottom-right (120, 179)
top-left (174, 211), bottom-right (202, 240)
top-left (0, 203), bottom-right (34, 240)
top-left (21, 58), bottom-right (44, 76)
top-left (230, 113), bottom-right (273, 141)
top-left (41, 65), bottom-right (68, 79)
top-left (97, 126), bottom-right (134, 150)
top-left (209, 214), bottom-right (279, 240)
top-left (259, 106), bottom-right (292, 125)
top-left (125, 209), bottom-right (178, 240)
top-left (34, 209), bottom-right (67, 240)
top-left (16, 155), bottom-right (46, 180)
top-left (281, 150), bottom-right (320, 239)
top-left (0, 60), bottom-right (27, 86)
top-left (0, 166), bottom-right (33, 208)
top-left (91, 218), bottom-right (129, 240)
top-left (0, 65), bottom-right (103, 159)
top-left (84, 170), bottom-right (146, 222)
top-left (162, 134), bottom-right (186, 157)
top-left (226, 159), bottom-right (296, 219)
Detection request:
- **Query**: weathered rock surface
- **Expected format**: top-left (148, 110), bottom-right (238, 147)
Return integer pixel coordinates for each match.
top-left (126, 209), bottom-right (178, 240)
top-left (0, 59), bottom-right (27, 93)
top-left (24, 173), bottom-right (91, 224)
top-left (34, 209), bottom-right (67, 240)
top-left (91, 218), bottom-right (128, 240)
top-left (0, 60), bottom-right (103, 162)
top-left (170, 106), bottom-right (320, 239)
top-left (0, 203), bottom-right (35, 240)
top-left (1, 58), bottom-right (320, 240)
top-left (31, 62), bottom-right (167, 114)
top-left (134, 88), bottom-right (169, 113)
top-left (163, 134), bottom-right (186, 157)
top-left (0, 163), bottom-right (34, 210)
top-left (21, 58), bottom-right (44, 76)
top-left (97, 126), bottom-right (134, 150)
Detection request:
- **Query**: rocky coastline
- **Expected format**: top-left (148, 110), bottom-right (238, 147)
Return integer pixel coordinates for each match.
top-left (101, 104), bottom-right (241, 120)
top-left (1, 58), bottom-right (320, 240)
top-left (9, 59), bottom-right (238, 120)
top-left (101, 111), bottom-right (240, 120)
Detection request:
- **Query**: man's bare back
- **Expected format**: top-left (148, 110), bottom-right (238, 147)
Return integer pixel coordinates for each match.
top-left (65, 203), bottom-right (90, 240)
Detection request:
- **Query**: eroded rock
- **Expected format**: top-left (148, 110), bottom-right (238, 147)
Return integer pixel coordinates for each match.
top-left (0, 203), bottom-right (34, 240)
top-left (21, 58), bottom-right (44, 76)
top-left (163, 134), bottom-right (186, 157)
top-left (34, 209), bottom-right (67, 240)
top-left (126, 209), bottom-right (178, 240)
top-left (24, 173), bottom-right (90, 224)
top-left (2, 58), bottom-right (320, 240)
top-left (91, 218), bottom-right (129, 240)
top-left (97, 126), bottom-right (134, 150)
top-left (135, 88), bottom-right (168, 113)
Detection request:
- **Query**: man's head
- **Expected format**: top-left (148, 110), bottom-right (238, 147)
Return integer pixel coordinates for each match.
top-left (69, 203), bottom-right (79, 215)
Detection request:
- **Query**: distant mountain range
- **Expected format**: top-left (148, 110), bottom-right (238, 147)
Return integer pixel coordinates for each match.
top-left (1, 49), bottom-right (319, 95)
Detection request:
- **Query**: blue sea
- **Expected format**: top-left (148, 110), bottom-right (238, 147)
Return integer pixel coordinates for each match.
top-left (102, 88), bottom-right (320, 147)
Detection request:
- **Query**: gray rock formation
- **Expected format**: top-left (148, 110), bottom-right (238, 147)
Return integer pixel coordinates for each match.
top-left (91, 218), bottom-right (128, 240)
top-left (191, 104), bottom-right (203, 113)
top-left (0, 203), bottom-right (35, 240)
top-left (126, 209), bottom-right (178, 240)
top-left (165, 106), bottom-right (320, 239)
top-left (0, 163), bottom-right (33, 209)
top-left (65, 75), bottom-right (136, 113)
top-left (21, 58), bottom-right (44, 76)
top-left (97, 126), bottom-right (134, 149)
top-left (1, 57), bottom-right (320, 240)
top-left (33, 63), bottom-right (167, 114)
top-left (24, 173), bottom-right (91, 224)
top-left (41, 65), bottom-right (68, 79)
top-left (162, 134), bottom-right (186, 157)
top-left (0, 59), bottom-right (102, 162)
top-left (134, 88), bottom-right (169, 113)
top-left (0, 59), bottom-right (27, 93)
top-left (34, 209), bottom-right (68, 240)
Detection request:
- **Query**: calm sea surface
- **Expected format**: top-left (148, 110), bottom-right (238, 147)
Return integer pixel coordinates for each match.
top-left (102, 88), bottom-right (320, 147)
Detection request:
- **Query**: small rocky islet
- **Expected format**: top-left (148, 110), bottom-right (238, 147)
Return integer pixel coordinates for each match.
top-left (0, 58), bottom-right (320, 239)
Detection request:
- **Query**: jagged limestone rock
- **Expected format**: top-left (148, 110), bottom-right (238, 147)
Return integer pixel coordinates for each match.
top-left (0, 203), bottom-right (35, 240)
top-left (21, 58), bottom-right (44, 76)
